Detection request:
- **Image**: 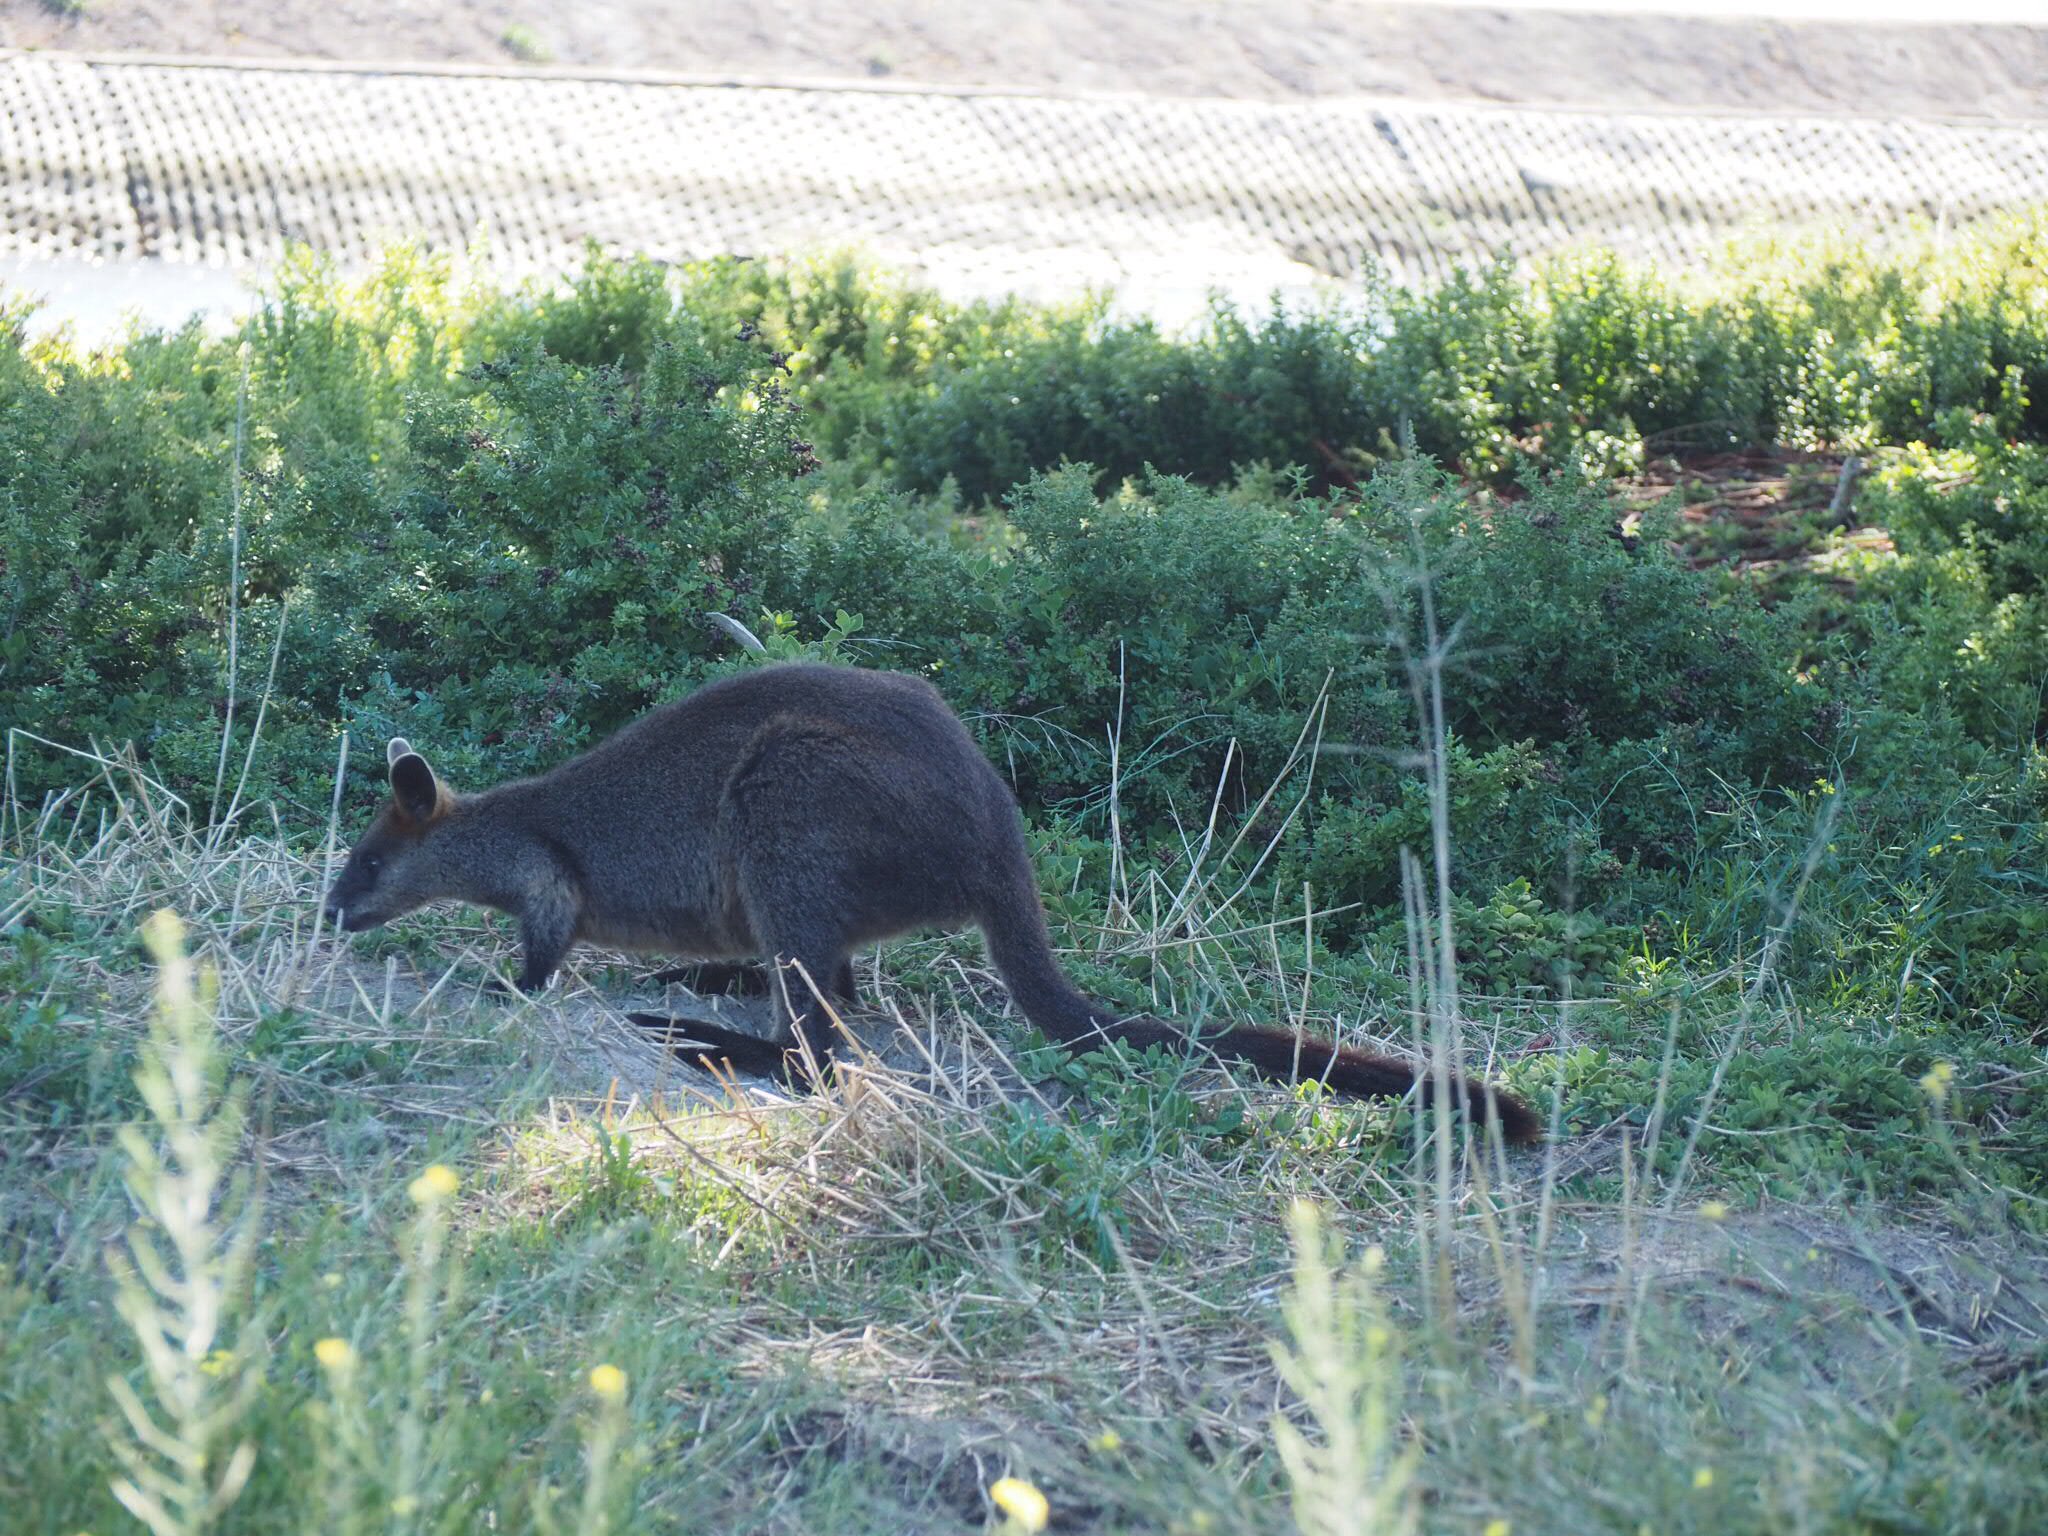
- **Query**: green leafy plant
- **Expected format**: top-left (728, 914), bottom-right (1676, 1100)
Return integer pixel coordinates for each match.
top-left (103, 910), bottom-right (263, 1536)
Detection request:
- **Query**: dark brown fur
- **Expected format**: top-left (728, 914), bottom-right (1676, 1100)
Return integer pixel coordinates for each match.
top-left (324, 663), bottom-right (1540, 1144)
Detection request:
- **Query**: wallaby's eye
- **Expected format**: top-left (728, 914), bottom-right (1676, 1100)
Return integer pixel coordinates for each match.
top-left (362, 854), bottom-right (382, 873)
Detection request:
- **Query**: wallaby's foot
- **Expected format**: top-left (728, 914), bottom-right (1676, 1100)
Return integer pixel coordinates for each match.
top-left (629, 1014), bottom-right (837, 1090)
top-left (647, 961), bottom-right (773, 997)
top-left (630, 1014), bottom-right (791, 1078)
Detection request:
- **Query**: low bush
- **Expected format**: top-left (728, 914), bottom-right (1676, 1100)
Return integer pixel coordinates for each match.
top-left (1852, 422), bottom-right (2048, 748)
top-left (689, 217), bottom-right (2048, 496)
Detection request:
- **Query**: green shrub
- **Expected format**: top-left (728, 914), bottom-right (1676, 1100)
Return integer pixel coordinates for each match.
top-left (705, 217), bottom-right (2048, 497)
top-left (1856, 426), bottom-right (2048, 747)
top-left (278, 337), bottom-right (818, 790)
top-left (0, 322), bottom-right (241, 781)
top-left (1, 281), bottom-right (822, 816)
top-left (2, 243), bottom-right (1835, 926)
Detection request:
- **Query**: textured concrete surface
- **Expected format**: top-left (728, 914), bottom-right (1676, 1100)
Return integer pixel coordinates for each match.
top-left (4, 51), bottom-right (2045, 332)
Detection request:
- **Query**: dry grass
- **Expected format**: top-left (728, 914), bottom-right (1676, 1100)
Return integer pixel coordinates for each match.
top-left (6, 734), bottom-right (2047, 1532)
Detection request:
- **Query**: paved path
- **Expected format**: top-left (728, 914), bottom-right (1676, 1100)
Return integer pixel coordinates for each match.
top-left (3, 52), bottom-right (2046, 324)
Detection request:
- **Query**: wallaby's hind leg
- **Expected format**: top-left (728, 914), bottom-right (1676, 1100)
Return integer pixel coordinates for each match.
top-left (636, 951), bottom-right (854, 1084)
top-left (655, 937), bottom-right (848, 1088)
top-left (763, 934), bottom-right (855, 1073)
top-left (734, 866), bottom-right (856, 1079)
top-left (716, 713), bottom-right (956, 1081)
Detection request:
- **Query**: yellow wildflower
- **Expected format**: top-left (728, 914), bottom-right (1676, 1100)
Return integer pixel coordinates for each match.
top-left (313, 1337), bottom-right (356, 1372)
top-left (990, 1476), bottom-right (1049, 1533)
top-left (588, 1364), bottom-right (628, 1401)
top-left (408, 1164), bottom-right (459, 1205)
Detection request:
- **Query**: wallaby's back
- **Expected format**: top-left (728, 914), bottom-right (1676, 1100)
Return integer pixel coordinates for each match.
top-left (478, 663), bottom-right (1004, 953)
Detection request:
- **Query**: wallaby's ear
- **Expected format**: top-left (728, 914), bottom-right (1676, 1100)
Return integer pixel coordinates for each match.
top-left (389, 752), bottom-right (443, 824)
top-left (387, 737), bottom-right (414, 768)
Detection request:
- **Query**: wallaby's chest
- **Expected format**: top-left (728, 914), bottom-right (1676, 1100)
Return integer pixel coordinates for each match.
top-left (567, 832), bottom-right (753, 959)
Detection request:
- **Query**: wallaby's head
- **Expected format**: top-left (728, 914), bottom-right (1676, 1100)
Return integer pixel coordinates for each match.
top-left (322, 738), bottom-right (457, 932)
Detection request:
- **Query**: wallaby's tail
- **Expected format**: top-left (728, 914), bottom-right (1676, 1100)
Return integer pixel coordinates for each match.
top-left (979, 882), bottom-right (1543, 1146)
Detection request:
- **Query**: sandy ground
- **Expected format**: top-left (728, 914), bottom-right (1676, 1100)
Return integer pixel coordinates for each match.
top-left (3, 0), bottom-right (2044, 118)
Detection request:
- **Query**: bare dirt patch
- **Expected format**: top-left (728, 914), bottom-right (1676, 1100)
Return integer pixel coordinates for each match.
top-left (1613, 448), bottom-right (1897, 608)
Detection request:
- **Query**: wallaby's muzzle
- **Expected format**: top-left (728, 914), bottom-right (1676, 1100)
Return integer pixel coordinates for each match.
top-left (322, 874), bottom-right (387, 932)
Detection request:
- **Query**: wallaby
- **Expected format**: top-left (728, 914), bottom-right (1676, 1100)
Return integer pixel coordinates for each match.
top-left (323, 662), bottom-right (1539, 1143)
